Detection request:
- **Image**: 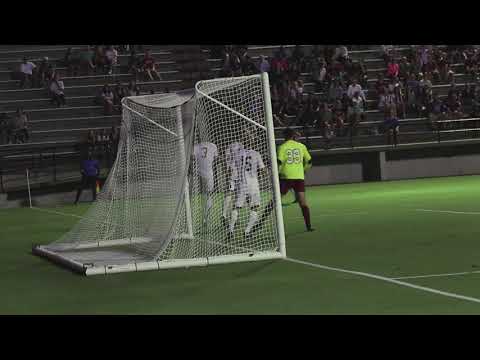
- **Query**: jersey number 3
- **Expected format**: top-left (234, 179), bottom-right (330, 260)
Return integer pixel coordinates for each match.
top-left (286, 149), bottom-right (301, 164)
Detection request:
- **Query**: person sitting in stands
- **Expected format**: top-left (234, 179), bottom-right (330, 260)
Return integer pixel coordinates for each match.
top-left (104, 45), bottom-right (118, 75)
top-left (127, 50), bottom-right (142, 80)
top-left (79, 46), bottom-right (95, 75)
top-left (101, 84), bottom-right (114, 115)
top-left (49, 73), bottom-right (66, 107)
top-left (126, 80), bottom-right (140, 96)
top-left (383, 106), bottom-right (400, 146)
top-left (142, 49), bottom-right (162, 81)
top-left (93, 45), bottom-right (106, 74)
top-left (19, 57), bottom-right (36, 88)
top-left (113, 81), bottom-right (126, 110)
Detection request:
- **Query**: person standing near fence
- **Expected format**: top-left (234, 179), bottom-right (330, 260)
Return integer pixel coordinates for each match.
top-left (74, 152), bottom-right (100, 205)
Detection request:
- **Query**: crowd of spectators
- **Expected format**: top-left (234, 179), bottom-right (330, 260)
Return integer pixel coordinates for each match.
top-left (215, 45), bottom-right (370, 141)
top-left (380, 46), bottom-right (480, 121)
top-left (6, 44), bottom-right (480, 150)
top-left (214, 45), bottom-right (480, 144)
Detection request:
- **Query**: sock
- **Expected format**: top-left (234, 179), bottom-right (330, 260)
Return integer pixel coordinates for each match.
top-left (245, 210), bottom-right (258, 235)
top-left (229, 209), bottom-right (239, 233)
top-left (300, 205), bottom-right (311, 229)
top-left (223, 194), bottom-right (232, 218)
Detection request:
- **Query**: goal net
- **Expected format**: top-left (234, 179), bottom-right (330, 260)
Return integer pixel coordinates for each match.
top-left (33, 73), bottom-right (286, 275)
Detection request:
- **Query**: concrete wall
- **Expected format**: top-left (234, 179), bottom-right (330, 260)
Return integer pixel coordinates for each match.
top-left (383, 154), bottom-right (480, 181)
top-left (305, 163), bottom-right (363, 185)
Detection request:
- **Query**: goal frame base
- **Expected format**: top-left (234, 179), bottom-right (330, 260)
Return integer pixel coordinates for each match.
top-left (32, 244), bottom-right (284, 276)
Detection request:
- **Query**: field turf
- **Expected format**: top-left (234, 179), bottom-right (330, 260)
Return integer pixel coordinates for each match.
top-left (2, 175), bottom-right (480, 314)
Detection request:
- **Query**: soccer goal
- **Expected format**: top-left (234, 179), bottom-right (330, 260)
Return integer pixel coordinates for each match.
top-left (33, 73), bottom-right (286, 275)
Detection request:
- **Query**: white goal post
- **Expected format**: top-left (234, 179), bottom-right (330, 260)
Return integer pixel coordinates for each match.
top-left (33, 73), bottom-right (286, 275)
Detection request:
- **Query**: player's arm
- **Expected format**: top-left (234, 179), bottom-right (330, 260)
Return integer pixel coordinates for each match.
top-left (277, 145), bottom-right (286, 174)
top-left (302, 144), bottom-right (312, 172)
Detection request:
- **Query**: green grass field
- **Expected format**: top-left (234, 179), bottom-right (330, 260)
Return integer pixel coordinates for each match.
top-left (2, 175), bottom-right (480, 314)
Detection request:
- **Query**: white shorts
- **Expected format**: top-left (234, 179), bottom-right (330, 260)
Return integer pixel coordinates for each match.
top-left (235, 181), bottom-right (261, 208)
top-left (200, 175), bottom-right (214, 193)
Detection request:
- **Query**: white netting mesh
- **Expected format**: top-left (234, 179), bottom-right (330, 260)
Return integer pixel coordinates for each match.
top-left (42, 75), bottom-right (282, 270)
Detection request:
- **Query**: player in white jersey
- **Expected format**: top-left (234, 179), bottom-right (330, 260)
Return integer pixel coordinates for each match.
top-left (193, 142), bottom-right (218, 224)
top-left (228, 147), bottom-right (266, 239)
top-left (222, 142), bottom-right (244, 224)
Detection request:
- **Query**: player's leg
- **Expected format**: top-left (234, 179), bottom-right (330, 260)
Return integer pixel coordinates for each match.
top-left (295, 181), bottom-right (314, 231)
top-left (244, 183), bottom-right (261, 236)
top-left (222, 179), bottom-right (236, 222)
top-left (74, 175), bottom-right (88, 204)
top-left (89, 176), bottom-right (97, 201)
top-left (251, 179), bottom-right (289, 235)
top-left (229, 186), bottom-right (246, 235)
top-left (204, 176), bottom-right (214, 223)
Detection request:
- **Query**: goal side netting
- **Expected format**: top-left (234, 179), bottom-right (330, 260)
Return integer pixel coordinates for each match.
top-left (33, 73), bottom-right (285, 275)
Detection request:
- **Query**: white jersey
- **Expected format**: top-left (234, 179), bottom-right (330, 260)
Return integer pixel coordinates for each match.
top-left (193, 142), bottom-right (218, 180)
top-left (225, 142), bottom-right (244, 180)
top-left (237, 149), bottom-right (265, 185)
top-left (234, 149), bottom-right (265, 208)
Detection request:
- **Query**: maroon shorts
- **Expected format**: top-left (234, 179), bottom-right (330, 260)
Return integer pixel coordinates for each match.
top-left (280, 179), bottom-right (305, 195)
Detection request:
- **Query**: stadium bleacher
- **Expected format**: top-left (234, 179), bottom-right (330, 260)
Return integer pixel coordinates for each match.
top-left (1, 44), bottom-right (480, 194)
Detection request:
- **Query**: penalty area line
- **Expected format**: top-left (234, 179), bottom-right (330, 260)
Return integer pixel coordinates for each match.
top-left (285, 257), bottom-right (480, 305)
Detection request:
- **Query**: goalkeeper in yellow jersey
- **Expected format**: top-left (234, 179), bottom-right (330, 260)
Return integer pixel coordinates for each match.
top-left (251, 128), bottom-right (314, 235)
top-left (277, 128), bottom-right (314, 231)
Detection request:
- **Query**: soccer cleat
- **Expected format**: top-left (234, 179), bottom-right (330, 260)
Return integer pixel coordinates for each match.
top-left (307, 227), bottom-right (315, 232)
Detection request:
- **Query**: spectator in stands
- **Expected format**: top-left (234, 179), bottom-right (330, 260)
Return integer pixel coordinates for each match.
top-left (79, 46), bottom-right (95, 75)
top-left (87, 130), bottom-right (96, 150)
top-left (259, 55), bottom-right (270, 73)
top-left (446, 93), bottom-right (464, 120)
top-left (405, 72), bottom-right (420, 113)
top-left (126, 80), bottom-right (140, 96)
top-left (127, 50), bottom-right (142, 79)
top-left (271, 51), bottom-right (289, 84)
top-left (333, 45), bottom-right (349, 63)
top-left (386, 59), bottom-right (399, 79)
top-left (311, 59), bottom-right (327, 91)
top-left (348, 91), bottom-right (365, 131)
top-left (142, 49), bottom-right (162, 81)
top-left (35, 57), bottom-right (49, 88)
top-left (74, 151), bottom-right (100, 205)
top-left (101, 84), bottom-right (114, 115)
top-left (93, 45), bottom-right (106, 74)
top-left (49, 73), bottom-right (66, 107)
top-left (347, 78), bottom-right (366, 103)
top-left (19, 57), bottom-right (36, 88)
top-left (13, 108), bottom-right (29, 143)
top-left (113, 82), bottom-right (126, 110)
top-left (105, 45), bottom-right (118, 75)
top-left (383, 106), bottom-right (400, 146)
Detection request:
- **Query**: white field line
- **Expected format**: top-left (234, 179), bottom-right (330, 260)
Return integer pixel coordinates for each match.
top-left (393, 270), bottom-right (480, 280)
top-left (31, 206), bottom-right (84, 219)
top-left (30, 205), bottom-right (480, 305)
top-left (285, 257), bottom-right (480, 305)
top-left (415, 209), bottom-right (480, 215)
top-left (290, 211), bottom-right (369, 221)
